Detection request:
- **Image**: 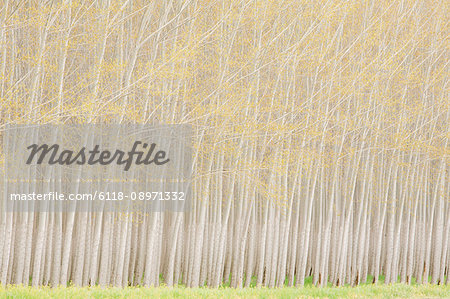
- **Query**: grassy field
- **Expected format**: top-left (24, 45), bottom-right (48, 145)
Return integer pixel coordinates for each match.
top-left (1, 283), bottom-right (449, 299)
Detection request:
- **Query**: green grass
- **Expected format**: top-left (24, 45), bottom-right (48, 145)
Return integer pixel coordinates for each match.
top-left (1, 283), bottom-right (449, 299)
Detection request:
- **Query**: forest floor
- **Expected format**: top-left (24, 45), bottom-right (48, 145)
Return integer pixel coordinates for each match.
top-left (1, 277), bottom-right (449, 299)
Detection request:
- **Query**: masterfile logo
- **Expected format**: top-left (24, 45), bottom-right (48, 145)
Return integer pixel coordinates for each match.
top-left (26, 141), bottom-right (170, 171)
top-left (3, 124), bottom-right (192, 212)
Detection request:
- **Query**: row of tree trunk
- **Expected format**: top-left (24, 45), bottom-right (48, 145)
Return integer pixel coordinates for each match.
top-left (0, 145), bottom-right (448, 287)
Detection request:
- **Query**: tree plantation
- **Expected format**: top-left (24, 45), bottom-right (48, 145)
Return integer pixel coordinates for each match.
top-left (0, 0), bottom-right (448, 289)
